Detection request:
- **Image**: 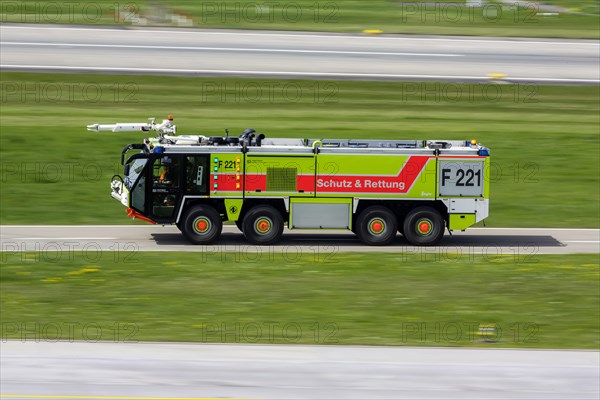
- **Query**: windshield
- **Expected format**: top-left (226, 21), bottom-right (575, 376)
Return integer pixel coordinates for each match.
top-left (125, 158), bottom-right (147, 189)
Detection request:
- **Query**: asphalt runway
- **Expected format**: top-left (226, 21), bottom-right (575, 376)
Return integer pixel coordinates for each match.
top-left (1, 341), bottom-right (598, 399)
top-left (1, 225), bottom-right (598, 255)
top-left (1, 24), bottom-right (599, 84)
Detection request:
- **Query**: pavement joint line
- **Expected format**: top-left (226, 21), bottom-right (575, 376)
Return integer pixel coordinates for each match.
top-left (0, 396), bottom-right (251, 400)
top-left (0, 42), bottom-right (461, 57)
top-left (2, 65), bottom-right (599, 84)
top-left (2, 25), bottom-right (599, 46)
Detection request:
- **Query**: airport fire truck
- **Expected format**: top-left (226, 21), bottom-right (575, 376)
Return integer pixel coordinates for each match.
top-left (88, 116), bottom-right (490, 246)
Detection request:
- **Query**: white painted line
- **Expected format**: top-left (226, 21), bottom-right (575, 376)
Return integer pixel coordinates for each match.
top-left (7, 237), bottom-right (119, 240)
top-left (2, 25), bottom-right (598, 46)
top-left (509, 77), bottom-right (600, 83)
top-left (564, 240), bottom-right (600, 243)
top-left (3, 65), bottom-right (599, 83)
top-left (0, 41), bottom-right (461, 57)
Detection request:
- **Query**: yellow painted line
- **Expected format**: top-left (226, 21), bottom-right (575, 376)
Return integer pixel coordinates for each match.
top-left (487, 73), bottom-right (508, 79)
top-left (362, 29), bottom-right (383, 35)
top-left (0, 396), bottom-right (251, 400)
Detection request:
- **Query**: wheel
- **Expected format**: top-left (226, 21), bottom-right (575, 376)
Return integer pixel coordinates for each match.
top-left (242, 205), bottom-right (284, 245)
top-left (403, 206), bottom-right (445, 246)
top-left (356, 206), bottom-right (398, 246)
top-left (181, 205), bottom-right (223, 245)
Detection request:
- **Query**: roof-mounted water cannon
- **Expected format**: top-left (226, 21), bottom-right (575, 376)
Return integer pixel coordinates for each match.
top-left (87, 115), bottom-right (177, 137)
top-left (87, 115), bottom-right (210, 145)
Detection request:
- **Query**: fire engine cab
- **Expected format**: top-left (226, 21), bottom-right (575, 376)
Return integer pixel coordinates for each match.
top-left (88, 117), bottom-right (490, 246)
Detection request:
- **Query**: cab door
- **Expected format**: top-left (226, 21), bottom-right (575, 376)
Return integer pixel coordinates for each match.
top-left (148, 155), bottom-right (183, 221)
top-left (125, 156), bottom-right (149, 214)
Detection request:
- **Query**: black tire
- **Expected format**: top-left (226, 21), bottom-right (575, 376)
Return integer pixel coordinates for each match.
top-left (403, 206), bottom-right (445, 246)
top-left (181, 205), bottom-right (223, 245)
top-left (356, 206), bottom-right (398, 246)
top-left (242, 205), bottom-right (284, 245)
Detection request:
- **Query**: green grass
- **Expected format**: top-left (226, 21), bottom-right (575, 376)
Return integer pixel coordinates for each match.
top-left (1, 1), bottom-right (598, 38)
top-left (1, 72), bottom-right (599, 227)
top-left (1, 252), bottom-right (598, 348)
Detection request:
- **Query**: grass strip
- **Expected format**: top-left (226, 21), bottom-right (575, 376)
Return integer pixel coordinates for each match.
top-left (1, 252), bottom-right (598, 348)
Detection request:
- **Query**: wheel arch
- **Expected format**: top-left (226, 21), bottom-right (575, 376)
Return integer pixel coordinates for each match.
top-left (176, 196), bottom-right (227, 224)
top-left (353, 199), bottom-right (448, 227)
top-left (238, 198), bottom-right (288, 224)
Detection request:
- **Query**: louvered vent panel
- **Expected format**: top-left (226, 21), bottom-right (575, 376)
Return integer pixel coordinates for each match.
top-left (266, 167), bottom-right (297, 192)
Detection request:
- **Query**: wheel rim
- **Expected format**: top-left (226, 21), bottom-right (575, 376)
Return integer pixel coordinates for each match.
top-left (193, 217), bottom-right (211, 235)
top-left (368, 218), bottom-right (386, 236)
top-left (416, 218), bottom-right (433, 236)
top-left (254, 217), bottom-right (273, 235)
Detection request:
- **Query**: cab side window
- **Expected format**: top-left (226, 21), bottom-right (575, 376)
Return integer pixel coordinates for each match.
top-left (185, 156), bottom-right (208, 195)
top-left (152, 156), bottom-right (180, 188)
top-left (131, 175), bottom-right (146, 213)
